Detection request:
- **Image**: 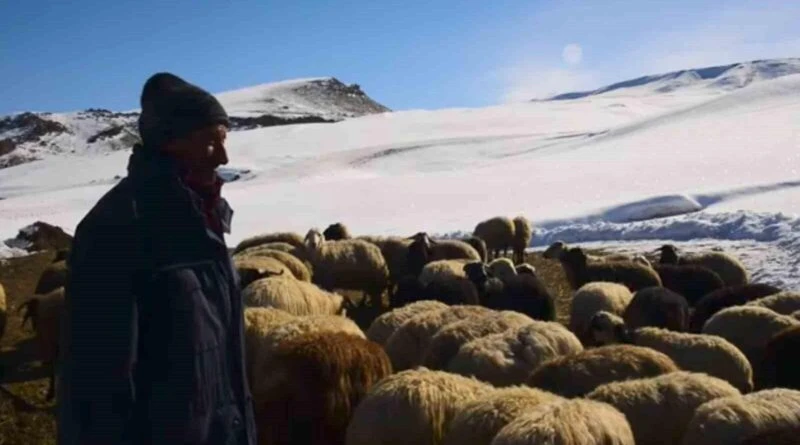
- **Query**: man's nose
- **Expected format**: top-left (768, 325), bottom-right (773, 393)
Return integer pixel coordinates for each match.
top-left (214, 142), bottom-right (229, 166)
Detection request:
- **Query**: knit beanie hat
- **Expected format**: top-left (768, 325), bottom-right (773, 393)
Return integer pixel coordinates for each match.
top-left (137, 72), bottom-right (230, 150)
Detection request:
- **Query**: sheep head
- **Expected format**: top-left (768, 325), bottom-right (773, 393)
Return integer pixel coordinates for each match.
top-left (304, 229), bottom-right (324, 250)
top-left (561, 247), bottom-right (588, 269)
top-left (543, 241), bottom-right (568, 259)
top-left (463, 262), bottom-right (490, 285)
top-left (658, 244), bottom-right (680, 264)
top-left (588, 311), bottom-right (628, 346)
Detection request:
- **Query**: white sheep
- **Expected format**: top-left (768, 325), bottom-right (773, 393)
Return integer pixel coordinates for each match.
top-left (488, 257), bottom-right (518, 283)
top-left (383, 305), bottom-right (493, 371)
top-left (442, 386), bottom-right (563, 445)
top-left (243, 275), bottom-right (345, 316)
top-left (418, 259), bottom-right (473, 287)
top-left (366, 300), bottom-right (448, 346)
top-left (243, 307), bottom-right (297, 383)
top-left (233, 255), bottom-right (292, 288)
top-left (474, 216), bottom-right (516, 260)
top-left (569, 282), bottom-right (633, 346)
top-left (527, 344), bottom-right (678, 398)
top-left (429, 238), bottom-right (483, 262)
top-left (421, 310), bottom-right (534, 370)
top-left (586, 371), bottom-right (741, 445)
top-left (304, 229), bottom-right (390, 302)
top-left (746, 291), bottom-right (800, 316)
top-left (589, 311), bottom-right (754, 393)
top-left (345, 367), bottom-right (493, 445)
top-left (701, 305), bottom-right (799, 368)
top-left (447, 320), bottom-right (583, 387)
top-left (682, 389), bottom-right (800, 445)
top-left (491, 398), bottom-right (635, 445)
top-left (511, 216), bottom-right (532, 265)
top-left (234, 231), bottom-right (305, 253)
top-left (233, 247), bottom-right (312, 282)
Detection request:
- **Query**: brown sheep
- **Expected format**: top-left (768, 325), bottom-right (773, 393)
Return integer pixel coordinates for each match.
top-left (473, 216), bottom-right (515, 260)
top-left (19, 287), bottom-right (65, 400)
top-left (690, 283), bottom-right (782, 332)
top-left (658, 244), bottom-right (749, 287)
top-left (35, 260), bottom-right (69, 295)
top-left (511, 215), bottom-right (532, 265)
top-left (755, 325), bottom-right (800, 391)
top-left (558, 247), bottom-right (662, 292)
top-left (624, 286), bottom-right (691, 332)
top-left (256, 331), bottom-right (391, 445)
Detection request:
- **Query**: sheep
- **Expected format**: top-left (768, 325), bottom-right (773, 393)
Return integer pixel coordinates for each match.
top-left (464, 262), bottom-right (556, 322)
top-left (682, 389), bottom-right (800, 445)
top-left (558, 247), bottom-right (662, 292)
top-left (304, 229), bottom-right (390, 303)
top-left (365, 300), bottom-right (448, 345)
top-left (702, 306), bottom-right (799, 380)
top-left (234, 231), bottom-right (305, 253)
top-left (35, 259), bottom-right (69, 295)
top-left (491, 398), bottom-right (635, 445)
top-left (423, 276), bottom-right (482, 306)
top-left (515, 263), bottom-right (536, 276)
top-left (383, 305), bottom-right (493, 371)
top-left (512, 216), bottom-right (532, 265)
top-left (255, 331), bottom-right (391, 445)
top-left (447, 321), bottom-right (583, 387)
top-left (322, 222), bottom-right (351, 241)
top-left (474, 216), bottom-right (516, 260)
top-left (543, 241), bottom-right (633, 263)
top-left (690, 283), bottom-right (782, 332)
top-left (658, 244), bottom-right (749, 287)
top-left (740, 426), bottom-right (800, 445)
top-left (442, 386), bottom-right (563, 445)
top-left (589, 311), bottom-right (754, 393)
top-left (243, 307), bottom-right (297, 383)
top-left (755, 325), bottom-right (800, 390)
top-left (234, 248), bottom-right (312, 282)
top-left (429, 238), bottom-right (483, 262)
top-left (0, 281), bottom-right (6, 341)
top-left (345, 368), bottom-right (493, 445)
top-left (390, 275), bottom-right (428, 308)
top-left (650, 263), bottom-right (725, 306)
top-left (527, 344), bottom-right (678, 398)
top-left (247, 314), bottom-right (365, 401)
top-left (746, 291), bottom-right (800, 315)
top-left (358, 235), bottom-right (413, 294)
top-left (631, 254), bottom-right (652, 267)
top-left (233, 255), bottom-right (294, 288)
top-left (419, 259), bottom-right (472, 287)
top-left (19, 287), bottom-right (65, 400)
top-left (569, 282), bottom-right (633, 346)
top-left (464, 236), bottom-right (488, 262)
top-left (488, 257), bottom-right (518, 283)
top-left (421, 311), bottom-right (534, 370)
top-left (623, 286), bottom-right (691, 331)
top-left (586, 371), bottom-right (740, 445)
top-left (243, 275), bottom-right (345, 316)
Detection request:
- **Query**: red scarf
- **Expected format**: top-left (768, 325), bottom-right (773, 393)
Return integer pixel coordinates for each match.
top-left (182, 171), bottom-right (224, 236)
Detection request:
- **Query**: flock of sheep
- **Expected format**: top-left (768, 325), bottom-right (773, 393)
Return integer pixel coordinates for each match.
top-left (2, 214), bottom-right (800, 445)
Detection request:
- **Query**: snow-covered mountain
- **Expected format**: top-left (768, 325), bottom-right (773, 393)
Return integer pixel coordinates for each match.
top-left (546, 58), bottom-right (800, 100)
top-left (0, 77), bottom-right (389, 168)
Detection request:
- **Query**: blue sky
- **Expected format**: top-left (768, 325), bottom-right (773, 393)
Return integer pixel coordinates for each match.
top-left (2, 0), bottom-right (799, 114)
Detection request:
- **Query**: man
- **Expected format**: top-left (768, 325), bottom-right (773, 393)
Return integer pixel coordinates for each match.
top-left (57, 72), bottom-right (256, 445)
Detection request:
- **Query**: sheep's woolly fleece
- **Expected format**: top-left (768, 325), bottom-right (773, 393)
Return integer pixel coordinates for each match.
top-left (569, 282), bottom-right (632, 345)
top-left (491, 398), bottom-right (635, 445)
top-left (701, 305), bottom-right (799, 365)
top-left (234, 248), bottom-right (312, 282)
top-left (419, 259), bottom-right (472, 286)
top-left (682, 389), bottom-right (800, 445)
top-left (746, 291), bottom-right (800, 316)
top-left (345, 368), bottom-right (493, 445)
top-left (447, 320), bottom-right (583, 387)
top-left (366, 300), bottom-right (448, 346)
top-left (234, 231), bottom-right (305, 253)
top-left (586, 371), bottom-right (740, 445)
top-left (243, 275), bottom-right (345, 316)
top-left (442, 386), bottom-right (563, 445)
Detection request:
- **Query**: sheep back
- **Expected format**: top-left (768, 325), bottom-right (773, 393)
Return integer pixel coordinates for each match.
top-left (757, 325), bottom-right (800, 391)
top-left (243, 276), bottom-right (345, 316)
top-left (651, 263), bottom-right (725, 306)
top-left (569, 282), bottom-right (633, 346)
top-left (587, 371), bottom-right (740, 445)
top-left (358, 236), bottom-right (413, 284)
top-left (442, 386), bottom-right (562, 445)
top-left (680, 251), bottom-right (749, 287)
top-left (682, 389), bottom-right (800, 445)
top-left (307, 238), bottom-right (390, 298)
top-left (421, 311), bottom-right (534, 370)
top-left (430, 239), bottom-right (482, 262)
top-left (512, 216), bottom-right (532, 264)
top-left (527, 344), bottom-right (678, 398)
top-left (345, 368), bottom-right (493, 445)
top-left (419, 259), bottom-right (471, 287)
top-left (234, 231), bottom-right (305, 253)
top-left (690, 283), bottom-right (781, 332)
top-left (474, 217), bottom-right (515, 256)
top-left (491, 398), bottom-right (635, 445)
top-left (234, 248), bottom-right (312, 282)
top-left (624, 286), bottom-right (690, 331)
top-left (447, 321), bottom-right (583, 387)
top-left (746, 291), bottom-right (800, 315)
top-left (488, 258), bottom-right (517, 283)
top-left (632, 327), bottom-right (754, 393)
top-left (256, 331), bottom-right (390, 445)
top-left (384, 305), bottom-right (493, 371)
top-left (234, 256), bottom-right (292, 288)
top-left (366, 300), bottom-right (448, 346)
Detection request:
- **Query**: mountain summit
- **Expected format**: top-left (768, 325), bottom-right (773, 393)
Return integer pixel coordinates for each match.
top-left (0, 77), bottom-right (389, 168)
top-left (546, 58), bottom-right (800, 101)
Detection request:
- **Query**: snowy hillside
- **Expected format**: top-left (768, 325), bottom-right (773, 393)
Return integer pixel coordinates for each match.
top-left (0, 77), bottom-right (389, 168)
top-left (2, 60), bottom-right (800, 287)
top-left (547, 58), bottom-right (800, 100)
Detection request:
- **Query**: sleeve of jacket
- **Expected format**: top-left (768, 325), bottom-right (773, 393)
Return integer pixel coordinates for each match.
top-left (59, 210), bottom-right (140, 445)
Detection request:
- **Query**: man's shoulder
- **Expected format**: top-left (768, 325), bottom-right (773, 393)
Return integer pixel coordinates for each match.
top-left (74, 178), bottom-right (137, 237)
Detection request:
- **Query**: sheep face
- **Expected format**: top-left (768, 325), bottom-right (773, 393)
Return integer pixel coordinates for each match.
top-left (589, 311), bottom-right (627, 346)
top-left (542, 241), bottom-right (567, 259)
top-left (304, 229), bottom-right (324, 250)
top-left (463, 262), bottom-right (490, 284)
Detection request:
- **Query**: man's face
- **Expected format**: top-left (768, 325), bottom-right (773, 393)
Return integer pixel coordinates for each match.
top-left (163, 124), bottom-right (229, 180)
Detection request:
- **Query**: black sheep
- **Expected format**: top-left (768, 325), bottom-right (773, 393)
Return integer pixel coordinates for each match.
top-left (651, 263), bottom-right (725, 306)
top-left (406, 232), bottom-right (433, 277)
top-left (757, 325), bottom-right (800, 390)
top-left (560, 247), bottom-right (662, 292)
top-left (690, 283), bottom-right (782, 332)
top-left (463, 236), bottom-right (488, 263)
top-left (423, 277), bottom-right (481, 306)
top-left (624, 287), bottom-right (691, 332)
top-left (463, 262), bottom-right (556, 321)
top-left (322, 222), bottom-right (351, 241)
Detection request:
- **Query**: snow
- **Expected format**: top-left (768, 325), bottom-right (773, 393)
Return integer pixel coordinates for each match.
top-left (1, 63), bottom-right (800, 291)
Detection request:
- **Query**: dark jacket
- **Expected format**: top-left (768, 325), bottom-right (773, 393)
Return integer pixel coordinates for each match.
top-left (57, 146), bottom-right (256, 445)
